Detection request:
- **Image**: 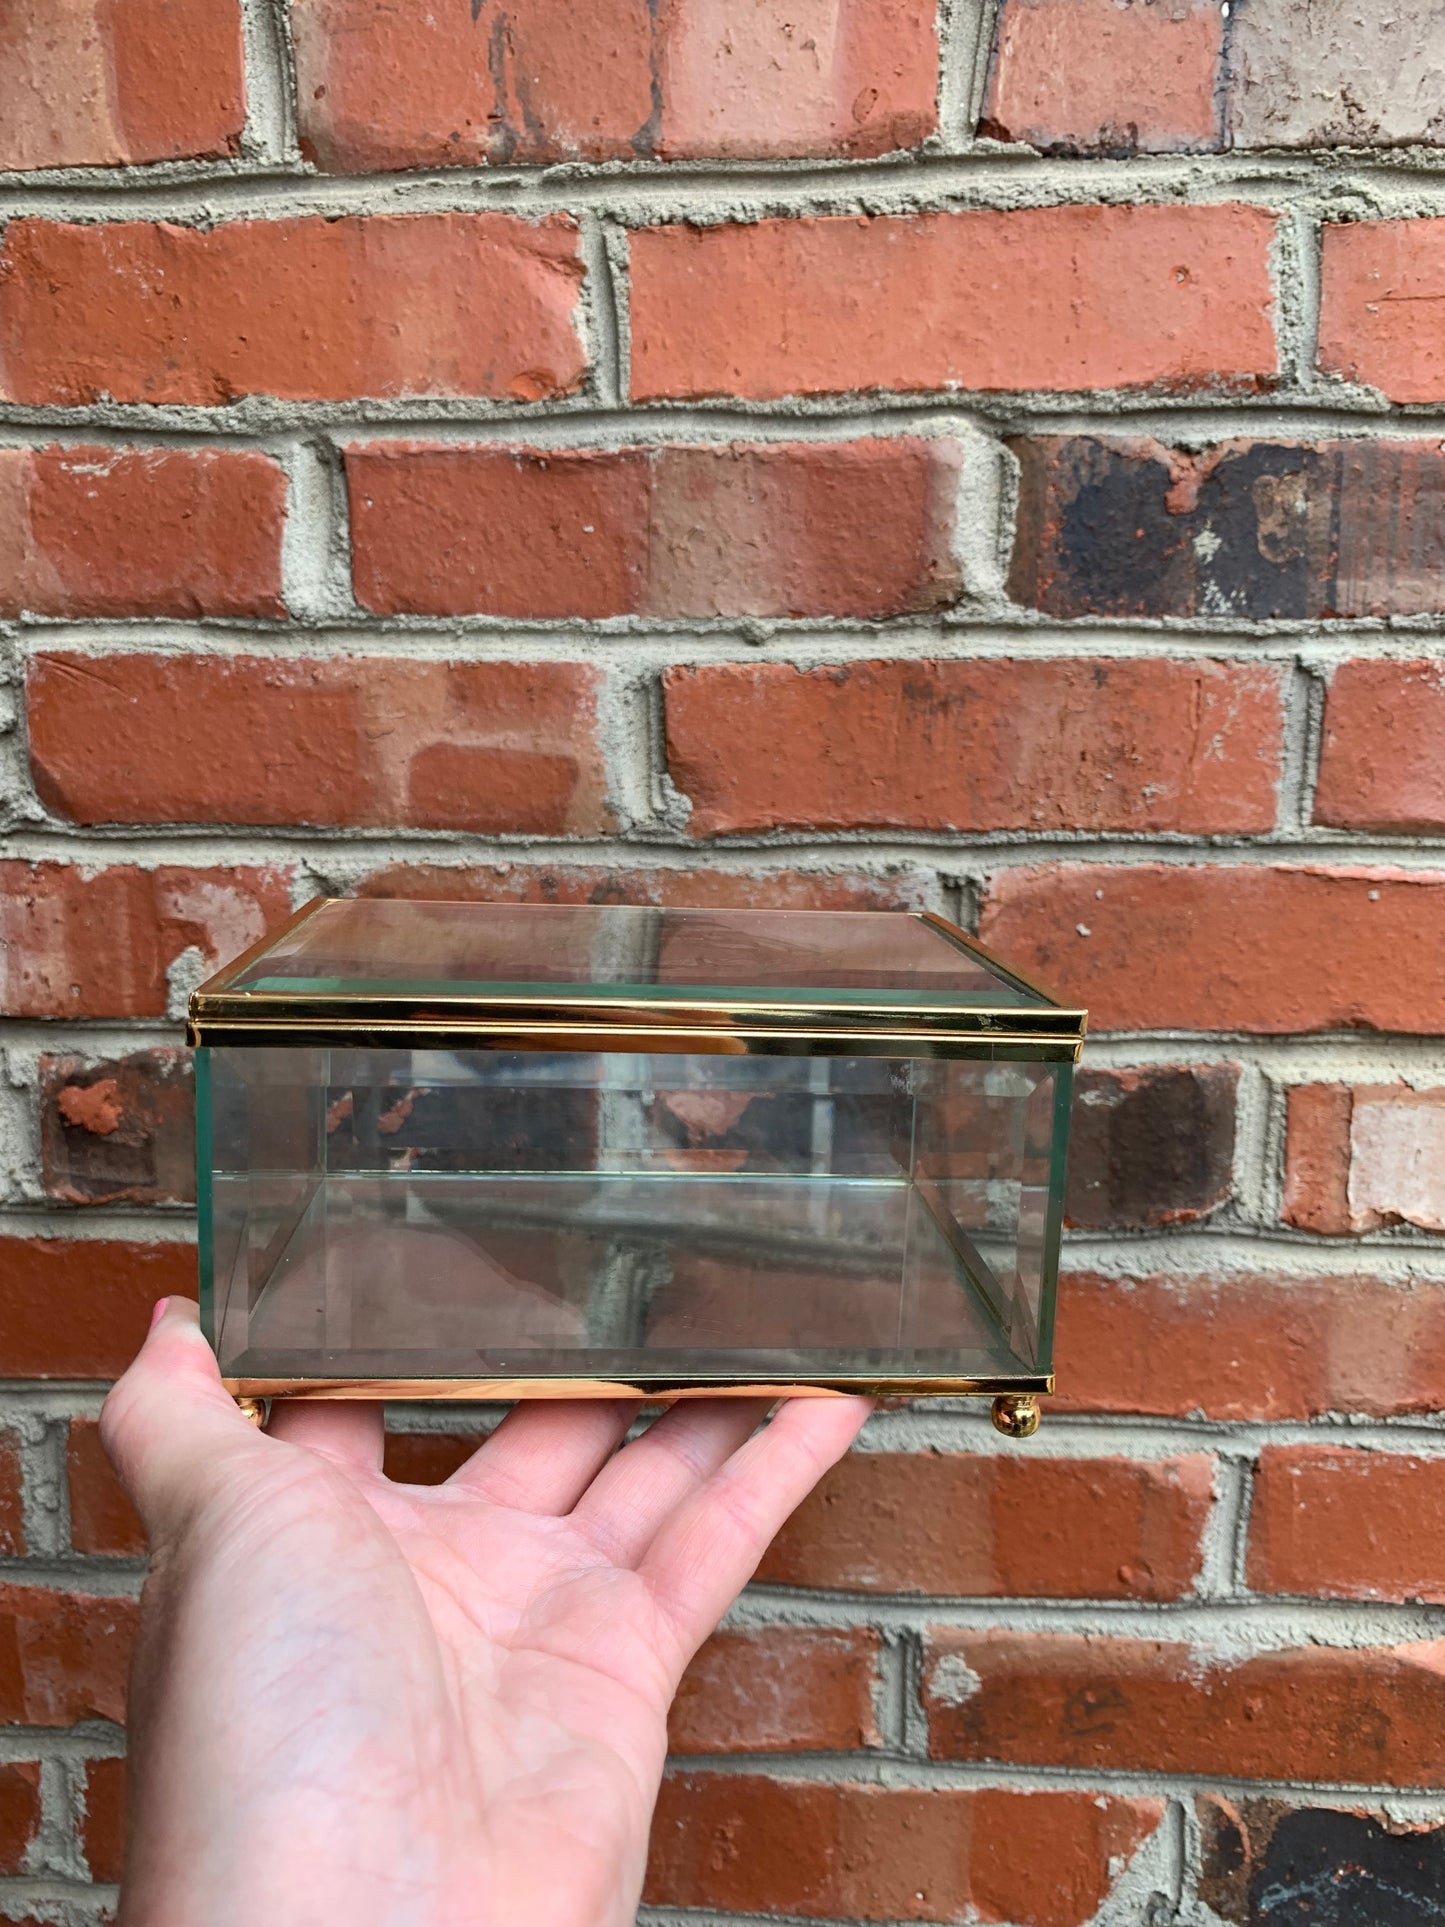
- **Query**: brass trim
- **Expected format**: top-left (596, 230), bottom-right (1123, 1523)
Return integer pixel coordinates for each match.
top-left (222, 1373), bottom-right (1055, 1402)
top-left (991, 1393), bottom-right (1042, 1438)
top-left (188, 1017), bottom-right (1083, 1060)
top-left (917, 910), bottom-right (1078, 1016)
top-left (198, 897), bottom-right (334, 995)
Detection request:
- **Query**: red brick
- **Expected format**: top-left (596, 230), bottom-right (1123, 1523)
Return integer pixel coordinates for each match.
top-left (925, 1630), bottom-right (1445, 1784)
top-left (295, 0), bottom-right (935, 169)
top-left (981, 863), bottom-right (1445, 1034)
top-left (1284, 1084), bottom-right (1445, 1236)
top-left (1316, 660), bottom-right (1445, 832)
top-left (759, 1451), bottom-right (1213, 1601)
top-left (0, 1239), bottom-right (196, 1379)
top-left (670, 1628), bottom-right (881, 1753)
top-left (646, 1776), bottom-right (1163, 1925)
top-left (1198, 1796), bottom-right (1445, 1927)
top-left (654, 0), bottom-right (937, 160)
top-left (0, 446), bottom-right (285, 619)
top-left (79, 1756), bottom-right (126, 1885)
top-left (1282, 1085), bottom-right (1355, 1235)
top-left (347, 439), bottom-right (962, 619)
top-left (357, 863), bottom-right (928, 913)
top-left (68, 1422), bottom-right (143, 1558)
top-left (0, 0), bottom-right (245, 169)
top-left (41, 1049), bottom-right (194, 1208)
top-left (0, 1585), bottom-right (135, 1725)
top-left (982, 0), bottom-right (1223, 154)
top-left (28, 655), bottom-right (609, 836)
top-left (1250, 1448), bottom-right (1445, 1604)
top-left (1319, 220), bottom-right (1445, 403)
top-left (1011, 436), bottom-right (1445, 621)
top-left (0, 1434), bottom-right (21, 1558)
top-left (630, 205), bottom-right (1277, 401)
top-left (0, 1762), bottom-right (40, 1876)
top-left (1057, 1270), bottom-right (1445, 1422)
top-left (0, 214), bottom-right (585, 407)
top-left (0, 862), bottom-right (292, 1019)
top-left (665, 659), bottom-right (1282, 836)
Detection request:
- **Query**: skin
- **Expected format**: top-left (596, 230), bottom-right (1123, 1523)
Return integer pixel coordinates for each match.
top-left (102, 1298), bottom-right (871, 1927)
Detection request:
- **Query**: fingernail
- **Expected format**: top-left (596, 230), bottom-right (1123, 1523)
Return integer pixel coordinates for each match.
top-left (148, 1298), bottom-right (168, 1332)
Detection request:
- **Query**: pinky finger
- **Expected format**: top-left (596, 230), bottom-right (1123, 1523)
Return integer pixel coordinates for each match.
top-left (639, 1394), bottom-right (870, 1670)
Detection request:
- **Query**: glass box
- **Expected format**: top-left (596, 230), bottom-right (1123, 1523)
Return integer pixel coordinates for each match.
top-left (189, 900), bottom-right (1086, 1434)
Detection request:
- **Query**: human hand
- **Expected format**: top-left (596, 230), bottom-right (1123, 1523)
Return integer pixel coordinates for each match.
top-left (102, 1299), bottom-right (870, 1927)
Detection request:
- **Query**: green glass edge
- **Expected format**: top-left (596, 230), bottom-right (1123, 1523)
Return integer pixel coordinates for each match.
top-left (1033, 1060), bottom-right (1073, 1377)
top-left (194, 1044), bottom-right (215, 1345)
top-left (236, 974), bottom-right (1033, 1008)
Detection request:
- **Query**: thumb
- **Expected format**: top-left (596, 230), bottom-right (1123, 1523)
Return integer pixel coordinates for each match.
top-left (100, 1297), bottom-right (264, 1543)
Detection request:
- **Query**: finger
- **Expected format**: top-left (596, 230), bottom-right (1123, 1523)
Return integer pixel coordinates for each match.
top-left (568, 1398), bottom-right (772, 1566)
top-left (266, 1399), bottom-right (385, 1475)
top-left (640, 1396), bottom-right (871, 1666)
top-left (445, 1398), bottom-right (640, 1514)
top-left (100, 1298), bottom-right (264, 1543)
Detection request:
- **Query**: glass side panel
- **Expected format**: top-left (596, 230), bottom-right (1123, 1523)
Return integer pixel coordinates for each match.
top-left (200, 1044), bottom-right (1068, 1385)
top-left (226, 901), bottom-right (1048, 1006)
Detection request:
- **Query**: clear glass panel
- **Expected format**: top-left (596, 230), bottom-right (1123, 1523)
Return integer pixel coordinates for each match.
top-left (227, 901), bottom-right (1046, 1006)
top-left (199, 1043), bottom-right (1068, 1386)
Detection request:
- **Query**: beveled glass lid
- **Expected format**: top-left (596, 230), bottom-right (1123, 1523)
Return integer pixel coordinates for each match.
top-left (188, 900), bottom-right (1086, 1056)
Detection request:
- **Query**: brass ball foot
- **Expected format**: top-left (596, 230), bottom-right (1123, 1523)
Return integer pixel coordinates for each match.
top-left (991, 1394), bottom-right (1041, 1439)
top-left (236, 1396), bottom-right (267, 1428)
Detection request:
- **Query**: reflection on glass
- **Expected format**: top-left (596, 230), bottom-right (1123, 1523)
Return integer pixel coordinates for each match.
top-left (200, 1043), bottom-right (1071, 1386)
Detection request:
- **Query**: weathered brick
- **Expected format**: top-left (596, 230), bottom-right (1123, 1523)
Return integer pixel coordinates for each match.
top-left (0, 1239), bottom-right (196, 1379)
top-left (664, 660), bottom-right (1282, 836)
top-left (630, 205), bottom-right (1277, 400)
top-left (0, 446), bottom-right (285, 618)
top-left (0, 214), bottom-right (585, 406)
top-left (670, 1628), bottom-right (881, 1753)
top-left (924, 1630), bottom-right (1445, 1783)
top-left (41, 1050), bottom-right (194, 1207)
top-left (1250, 1448), bottom-right (1445, 1604)
top-left (68, 1422), bottom-right (143, 1558)
top-left (0, 862), bottom-right (292, 1020)
top-left (0, 0), bottom-right (245, 169)
top-left (646, 1776), bottom-right (1163, 1925)
top-left (1198, 1796), bottom-right (1445, 1927)
top-left (1285, 1084), bottom-right (1445, 1237)
top-left (1066, 1065), bottom-right (1238, 1231)
top-left (1010, 435), bottom-right (1445, 619)
top-left (356, 863), bottom-right (928, 913)
top-left (759, 1450), bottom-right (1213, 1600)
top-left (28, 655), bottom-right (609, 835)
top-left (1057, 1270), bottom-right (1445, 1421)
top-left (346, 440), bottom-right (962, 619)
top-left (295, 0), bottom-right (936, 169)
top-left (0, 1435), bottom-right (21, 1559)
top-left (0, 1763), bottom-right (40, 1877)
top-left (1226, 1), bottom-right (1445, 148)
top-left (0, 1586), bottom-right (135, 1726)
top-left (1316, 659), bottom-right (1445, 832)
top-left (382, 1433), bottom-right (486, 1484)
top-left (79, 1756), bottom-right (126, 1885)
top-left (981, 0), bottom-right (1223, 154)
top-left (1319, 220), bottom-right (1445, 403)
top-left (980, 864), bottom-right (1445, 1034)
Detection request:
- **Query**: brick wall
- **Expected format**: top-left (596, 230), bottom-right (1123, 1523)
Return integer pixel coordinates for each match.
top-left (3, 1), bottom-right (1445, 1921)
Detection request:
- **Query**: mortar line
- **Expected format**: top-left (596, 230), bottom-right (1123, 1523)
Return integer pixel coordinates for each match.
top-left (237, 0), bottom-right (298, 167)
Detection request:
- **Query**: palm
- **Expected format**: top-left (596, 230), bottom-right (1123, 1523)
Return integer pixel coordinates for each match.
top-left (103, 1308), bottom-right (869, 1927)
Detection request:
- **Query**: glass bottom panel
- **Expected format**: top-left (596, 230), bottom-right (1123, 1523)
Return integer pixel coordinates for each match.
top-left (215, 1171), bottom-right (1028, 1383)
